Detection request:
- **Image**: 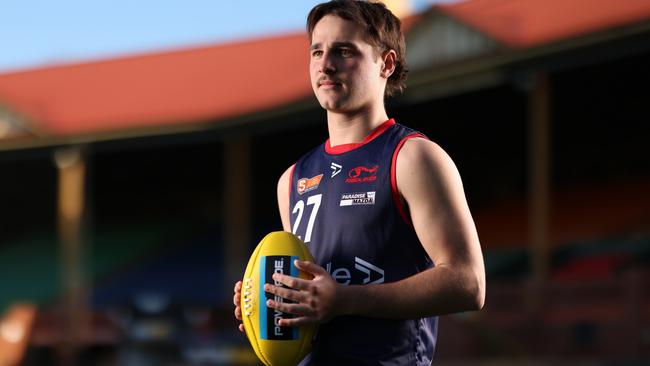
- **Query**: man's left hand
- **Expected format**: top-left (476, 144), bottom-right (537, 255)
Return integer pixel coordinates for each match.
top-left (264, 259), bottom-right (343, 327)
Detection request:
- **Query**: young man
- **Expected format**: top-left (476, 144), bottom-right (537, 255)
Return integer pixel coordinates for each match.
top-left (234, 1), bottom-right (485, 364)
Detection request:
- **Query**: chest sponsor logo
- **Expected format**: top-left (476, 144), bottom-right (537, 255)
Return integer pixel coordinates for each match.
top-left (346, 165), bottom-right (379, 183)
top-left (340, 191), bottom-right (375, 206)
top-left (330, 162), bottom-right (342, 178)
top-left (297, 174), bottom-right (323, 195)
top-left (325, 257), bottom-right (385, 285)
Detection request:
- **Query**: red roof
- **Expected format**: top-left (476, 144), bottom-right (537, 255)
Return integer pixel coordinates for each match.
top-left (1, 0), bottom-right (649, 138)
top-left (439, 0), bottom-right (650, 47)
top-left (0, 33), bottom-right (312, 136)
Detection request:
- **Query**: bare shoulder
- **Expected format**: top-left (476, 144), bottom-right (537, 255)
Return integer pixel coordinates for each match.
top-left (396, 137), bottom-right (461, 193)
top-left (277, 164), bottom-right (295, 194)
top-left (277, 164), bottom-right (295, 232)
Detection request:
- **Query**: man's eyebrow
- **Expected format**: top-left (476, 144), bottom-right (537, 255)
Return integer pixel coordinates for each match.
top-left (309, 42), bottom-right (359, 51)
top-left (331, 42), bottom-right (358, 49)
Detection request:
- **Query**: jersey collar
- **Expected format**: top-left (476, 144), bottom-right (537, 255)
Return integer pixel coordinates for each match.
top-left (325, 119), bottom-right (396, 155)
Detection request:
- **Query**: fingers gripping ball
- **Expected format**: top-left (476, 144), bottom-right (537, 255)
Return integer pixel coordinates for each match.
top-left (241, 231), bottom-right (316, 366)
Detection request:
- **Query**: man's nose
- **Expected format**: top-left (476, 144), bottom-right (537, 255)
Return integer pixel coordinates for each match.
top-left (319, 52), bottom-right (336, 74)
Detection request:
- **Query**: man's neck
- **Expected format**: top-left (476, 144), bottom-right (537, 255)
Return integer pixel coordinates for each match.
top-left (326, 107), bottom-right (389, 147)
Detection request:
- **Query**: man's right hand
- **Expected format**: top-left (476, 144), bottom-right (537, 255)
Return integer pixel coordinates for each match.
top-left (233, 281), bottom-right (245, 333)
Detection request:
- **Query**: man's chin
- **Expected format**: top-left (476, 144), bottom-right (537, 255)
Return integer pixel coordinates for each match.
top-left (319, 101), bottom-right (342, 112)
top-left (318, 97), bottom-right (351, 111)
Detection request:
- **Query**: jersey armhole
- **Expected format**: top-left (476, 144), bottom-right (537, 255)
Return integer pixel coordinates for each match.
top-left (390, 133), bottom-right (427, 227)
top-left (288, 164), bottom-right (296, 203)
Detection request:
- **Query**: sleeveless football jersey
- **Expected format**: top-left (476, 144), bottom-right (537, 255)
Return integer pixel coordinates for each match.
top-left (290, 119), bottom-right (438, 366)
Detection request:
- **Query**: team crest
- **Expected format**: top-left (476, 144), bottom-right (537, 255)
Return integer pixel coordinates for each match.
top-left (346, 165), bottom-right (379, 183)
top-left (297, 174), bottom-right (324, 195)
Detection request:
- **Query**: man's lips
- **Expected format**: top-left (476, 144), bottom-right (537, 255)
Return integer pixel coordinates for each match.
top-left (318, 80), bottom-right (341, 88)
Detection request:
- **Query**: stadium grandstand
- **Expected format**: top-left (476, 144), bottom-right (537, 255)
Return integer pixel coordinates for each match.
top-left (0, 0), bottom-right (648, 364)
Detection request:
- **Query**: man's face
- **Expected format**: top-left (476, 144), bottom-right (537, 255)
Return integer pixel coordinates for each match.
top-left (309, 15), bottom-right (386, 114)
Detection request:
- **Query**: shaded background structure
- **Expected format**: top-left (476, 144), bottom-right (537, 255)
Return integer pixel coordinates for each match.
top-left (0, 0), bottom-right (648, 364)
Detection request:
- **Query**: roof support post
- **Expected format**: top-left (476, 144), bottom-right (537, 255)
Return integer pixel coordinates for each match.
top-left (54, 146), bottom-right (89, 365)
top-left (222, 136), bottom-right (252, 289)
top-left (527, 71), bottom-right (552, 306)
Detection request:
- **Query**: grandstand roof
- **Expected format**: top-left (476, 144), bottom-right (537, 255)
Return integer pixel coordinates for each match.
top-left (439, 0), bottom-right (650, 47)
top-left (0, 33), bottom-right (312, 138)
top-left (0, 0), bottom-right (649, 143)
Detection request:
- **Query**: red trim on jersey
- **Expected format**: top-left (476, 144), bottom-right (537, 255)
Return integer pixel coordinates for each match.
top-left (391, 133), bottom-right (427, 227)
top-left (325, 119), bottom-right (396, 155)
top-left (288, 164), bottom-right (296, 203)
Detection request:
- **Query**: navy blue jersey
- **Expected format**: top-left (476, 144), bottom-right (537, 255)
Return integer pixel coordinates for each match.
top-left (290, 119), bottom-right (437, 366)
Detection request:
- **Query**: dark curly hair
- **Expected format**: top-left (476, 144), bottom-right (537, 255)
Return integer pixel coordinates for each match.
top-left (307, 0), bottom-right (408, 97)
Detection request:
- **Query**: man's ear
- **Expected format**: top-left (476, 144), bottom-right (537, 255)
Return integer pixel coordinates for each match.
top-left (381, 50), bottom-right (397, 79)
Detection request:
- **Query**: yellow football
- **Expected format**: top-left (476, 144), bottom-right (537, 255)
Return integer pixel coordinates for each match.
top-left (241, 231), bottom-right (316, 366)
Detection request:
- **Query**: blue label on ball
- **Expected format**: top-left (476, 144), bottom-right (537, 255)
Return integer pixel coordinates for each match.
top-left (260, 255), bottom-right (299, 340)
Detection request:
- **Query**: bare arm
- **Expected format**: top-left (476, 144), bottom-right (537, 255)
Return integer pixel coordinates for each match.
top-left (339, 138), bottom-right (485, 317)
top-left (267, 138), bottom-right (485, 324)
top-left (277, 164), bottom-right (294, 232)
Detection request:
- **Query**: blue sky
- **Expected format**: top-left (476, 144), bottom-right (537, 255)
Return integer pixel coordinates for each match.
top-left (0, 0), bottom-right (450, 73)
